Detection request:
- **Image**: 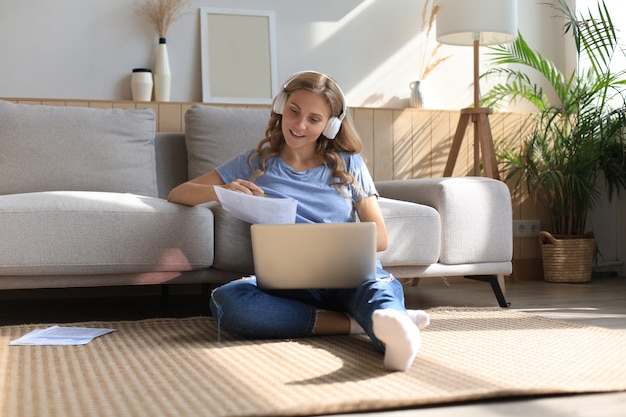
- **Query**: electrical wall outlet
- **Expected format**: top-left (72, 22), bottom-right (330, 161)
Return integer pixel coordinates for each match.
top-left (512, 220), bottom-right (541, 238)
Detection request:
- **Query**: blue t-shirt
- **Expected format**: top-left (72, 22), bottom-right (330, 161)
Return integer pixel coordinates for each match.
top-left (216, 150), bottom-right (377, 224)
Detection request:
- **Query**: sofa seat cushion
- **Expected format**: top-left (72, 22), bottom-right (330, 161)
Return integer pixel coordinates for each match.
top-left (208, 203), bottom-right (255, 275)
top-left (377, 197), bottom-right (440, 266)
top-left (206, 197), bottom-right (441, 275)
top-left (0, 192), bottom-right (214, 275)
top-left (0, 101), bottom-right (158, 197)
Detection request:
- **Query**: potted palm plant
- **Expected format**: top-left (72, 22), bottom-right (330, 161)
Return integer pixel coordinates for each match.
top-left (481, 0), bottom-right (626, 283)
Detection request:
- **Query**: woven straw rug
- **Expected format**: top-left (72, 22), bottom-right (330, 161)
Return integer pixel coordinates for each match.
top-left (1, 307), bottom-right (625, 417)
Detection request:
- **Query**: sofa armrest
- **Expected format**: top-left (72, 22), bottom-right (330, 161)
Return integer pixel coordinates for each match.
top-left (376, 177), bottom-right (512, 265)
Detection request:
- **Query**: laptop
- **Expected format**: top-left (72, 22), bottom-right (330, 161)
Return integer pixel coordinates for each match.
top-left (250, 222), bottom-right (378, 289)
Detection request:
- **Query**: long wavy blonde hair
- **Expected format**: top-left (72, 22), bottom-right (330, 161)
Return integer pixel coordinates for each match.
top-left (248, 71), bottom-right (364, 194)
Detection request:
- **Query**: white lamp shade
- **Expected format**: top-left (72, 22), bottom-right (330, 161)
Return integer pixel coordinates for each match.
top-left (436, 0), bottom-right (518, 46)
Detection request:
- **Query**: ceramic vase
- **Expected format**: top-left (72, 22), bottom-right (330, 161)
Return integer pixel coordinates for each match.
top-left (130, 68), bottom-right (153, 101)
top-left (409, 80), bottom-right (425, 108)
top-left (153, 38), bottom-right (171, 102)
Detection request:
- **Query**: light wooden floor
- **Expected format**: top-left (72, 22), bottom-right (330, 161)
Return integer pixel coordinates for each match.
top-left (404, 274), bottom-right (626, 332)
top-left (1, 275), bottom-right (625, 416)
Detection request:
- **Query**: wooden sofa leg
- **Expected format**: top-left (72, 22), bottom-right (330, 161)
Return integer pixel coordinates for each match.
top-left (464, 275), bottom-right (510, 308)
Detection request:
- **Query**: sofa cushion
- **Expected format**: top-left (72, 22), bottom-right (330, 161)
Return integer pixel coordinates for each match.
top-left (184, 105), bottom-right (270, 179)
top-left (377, 197), bottom-right (440, 266)
top-left (208, 203), bottom-right (255, 275)
top-left (0, 192), bottom-right (214, 275)
top-left (206, 196), bottom-right (441, 275)
top-left (0, 101), bottom-right (158, 197)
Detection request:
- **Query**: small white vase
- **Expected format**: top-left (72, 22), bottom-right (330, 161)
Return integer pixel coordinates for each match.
top-left (409, 80), bottom-right (425, 108)
top-left (153, 37), bottom-right (171, 102)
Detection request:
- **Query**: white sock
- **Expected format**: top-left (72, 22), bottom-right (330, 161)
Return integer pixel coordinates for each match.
top-left (348, 315), bottom-right (365, 334)
top-left (372, 309), bottom-right (421, 372)
top-left (407, 309), bottom-right (430, 329)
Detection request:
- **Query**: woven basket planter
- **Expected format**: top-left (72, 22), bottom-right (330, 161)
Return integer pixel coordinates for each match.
top-left (539, 231), bottom-right (595, 283)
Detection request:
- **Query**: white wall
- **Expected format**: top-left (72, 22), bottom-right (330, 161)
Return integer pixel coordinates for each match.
top-left (0, 0), bottom-right (554, 110)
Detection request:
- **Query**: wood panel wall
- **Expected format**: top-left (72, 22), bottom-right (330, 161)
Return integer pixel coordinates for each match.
top-left (3, 98), bottom-right (545, 280)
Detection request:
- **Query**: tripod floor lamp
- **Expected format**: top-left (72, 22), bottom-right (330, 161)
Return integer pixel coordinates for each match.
top-left (436, 0), bottom-right (518, 179)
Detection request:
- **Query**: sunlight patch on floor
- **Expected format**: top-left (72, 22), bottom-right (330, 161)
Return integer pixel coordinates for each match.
top-left (513, 307), bottom-right (626, 332)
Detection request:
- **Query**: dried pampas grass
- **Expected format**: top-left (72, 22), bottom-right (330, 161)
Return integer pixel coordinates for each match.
top-left (417, 0), bottom-right (450, 80)
top-left (136, 0), bottom-right (190, 39)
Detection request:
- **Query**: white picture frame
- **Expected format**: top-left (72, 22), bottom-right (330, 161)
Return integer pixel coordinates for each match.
top-left (200, 7), bottom-right (278, 104)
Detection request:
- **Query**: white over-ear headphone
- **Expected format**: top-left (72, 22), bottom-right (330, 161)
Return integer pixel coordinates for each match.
top-left (272, 71), bottom-right (347, 139)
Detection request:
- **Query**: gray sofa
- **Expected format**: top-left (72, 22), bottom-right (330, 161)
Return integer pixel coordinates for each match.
top-left (0, 100), bottom-right (513, 307)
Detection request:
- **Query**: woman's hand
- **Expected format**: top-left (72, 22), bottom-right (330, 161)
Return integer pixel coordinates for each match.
top-left (167, 171), bottom-right (266, 206)
top-left (222, 179), bottom-right (265, 196)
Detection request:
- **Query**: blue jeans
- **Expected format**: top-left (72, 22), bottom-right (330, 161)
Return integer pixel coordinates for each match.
top-left (209, 264), bottom-right (406, 352)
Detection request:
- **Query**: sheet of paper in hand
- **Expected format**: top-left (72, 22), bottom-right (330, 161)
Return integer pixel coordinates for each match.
top-left (214, 186), bottom-right (297, 224)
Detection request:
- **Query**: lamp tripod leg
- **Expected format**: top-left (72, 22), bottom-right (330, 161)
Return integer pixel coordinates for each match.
top-left (443, 113), bottom-right (471, 177)
top-left (476, 113), bottom-right (499, 179)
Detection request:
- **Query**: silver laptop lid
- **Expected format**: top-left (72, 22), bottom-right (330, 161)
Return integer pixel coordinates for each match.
top-left (250, 222), bottom-right (377, 289)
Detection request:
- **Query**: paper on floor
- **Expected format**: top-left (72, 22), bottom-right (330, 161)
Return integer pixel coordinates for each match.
top-left (9, 325), bottom-right (116, 346)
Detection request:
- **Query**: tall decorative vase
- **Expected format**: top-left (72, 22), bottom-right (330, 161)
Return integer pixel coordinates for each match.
top-left (153, 37), bottom-right (171, 102)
